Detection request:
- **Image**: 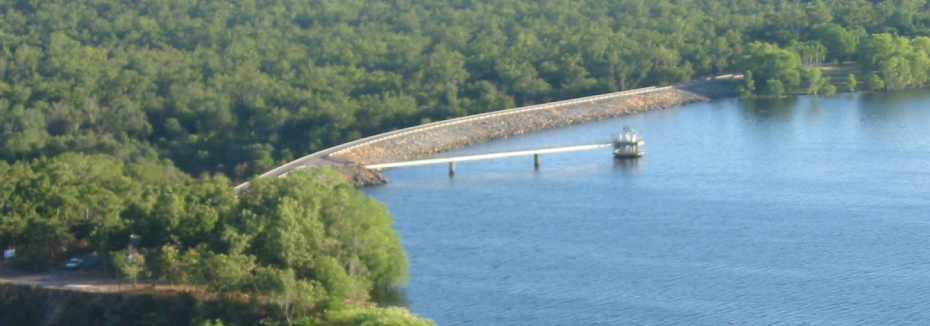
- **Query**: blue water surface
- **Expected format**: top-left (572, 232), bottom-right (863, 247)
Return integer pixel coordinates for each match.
top-left (364, 91), bottom-right (930, 325)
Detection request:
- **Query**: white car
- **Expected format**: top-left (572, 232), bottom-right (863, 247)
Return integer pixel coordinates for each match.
top-left (65, 258), bottom-right (83, 270)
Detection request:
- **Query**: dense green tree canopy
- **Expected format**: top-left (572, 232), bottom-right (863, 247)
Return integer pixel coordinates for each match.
top-left (0, 153), bottom-right (415, 324)
top-left (7, 0), bottom-right (930, 324)
top-left (4, 0), bottom-right (930, 180)
top-left (236, 168), bottom-right (408, 289)
top-left (740, 42), bottom-right (803, 93)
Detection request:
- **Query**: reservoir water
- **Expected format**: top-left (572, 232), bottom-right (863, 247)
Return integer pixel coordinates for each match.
top-left (363, 90), bottom-right (930, 325)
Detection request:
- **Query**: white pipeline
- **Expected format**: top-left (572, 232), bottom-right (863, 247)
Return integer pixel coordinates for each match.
top-left (365, 143), bottom-right (613, 169)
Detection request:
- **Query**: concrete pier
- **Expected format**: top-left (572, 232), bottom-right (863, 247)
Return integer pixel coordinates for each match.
top-left (365, 143), bottom-right (612, 172)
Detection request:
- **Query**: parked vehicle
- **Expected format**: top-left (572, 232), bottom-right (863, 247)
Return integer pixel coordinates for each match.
top-left (65, 258), bottom-right (83, 270)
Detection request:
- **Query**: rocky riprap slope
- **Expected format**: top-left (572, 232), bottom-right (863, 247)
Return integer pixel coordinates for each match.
top-left (330, 79), bottom-right (737, 175)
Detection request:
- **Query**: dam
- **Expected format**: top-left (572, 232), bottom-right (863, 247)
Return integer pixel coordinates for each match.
top-left (235, 75), bottom-right (739, 193)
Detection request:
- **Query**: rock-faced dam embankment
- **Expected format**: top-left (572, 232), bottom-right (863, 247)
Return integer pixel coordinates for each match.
top-left (235, 76), bottom-right (740, 191)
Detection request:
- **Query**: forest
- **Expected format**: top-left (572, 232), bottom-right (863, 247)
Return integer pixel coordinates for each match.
top-left (4, 0), bottom-right (930, 325)
top-left (2, 0), bottom-right (930, 179)
top-left (1, 156), bottom-right (422, 325)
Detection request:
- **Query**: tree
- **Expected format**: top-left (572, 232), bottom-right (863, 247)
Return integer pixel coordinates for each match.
top-left (804, 68), bottom-right (827, 95)
top-left (907, 50), bottom-right (930, 87)
top-left (764, 79), bottom-right (786, 97)
top-left (157, 244), bottom-right (184, 287)
top-left (858, 34), bottom-right (896, 72)
top-left (738, 70), bottom-right (756, 97)
top-left (806, 0), bottom-right (834, 27)
top-left (495, 59), bottom-right (550, 105)
top-left (249, 197), bottom-right (324, 274)
top-left (791, 41), bottom-right (827, 67)
top-left (816, 24), bottom-right (857, 63)
top-left (739, 42), bottom-right (802, 94)
top-left (2, 0), bottom-right (930, 186)
top-left (254, 267), bottom-right (322, 325)
top-left (846, 74), bottom-right (858, 92)
top-left (864, 73), bottom-right (886, 91)
top-left (20, 219), bottom-right (73, 263)
top-left (112, 250), bottom-right (146, 287)
top-left (180, 247), bottom-right (205, 288)
top-left (423, 46), bottom-right (470, 106)
top-left (203, 249), bottom-right (257, 296)
top-left (879, 56), bottom-right (912, 91)
top-left (236, 168), bottom-right (408, 289)
top-left (313, 256), bottom-right (351, 310)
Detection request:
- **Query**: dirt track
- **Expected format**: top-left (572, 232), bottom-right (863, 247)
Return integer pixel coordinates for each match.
top-left (0, 262), bottom-right (184, 293)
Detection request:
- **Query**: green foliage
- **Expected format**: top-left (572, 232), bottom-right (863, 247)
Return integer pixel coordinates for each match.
top-left (9, 249), bottom-right (54, 272)
top-left (816, 24), bottom-right (858, 63)
top-left (184, 245), bottom-right (257, 295)
top-left (301, 306), bottom-right (436, 326)
top-left (790, 41), bottom-right (827, 67)
top-left (847, 74), bottom-right (858, 92)
top-left (856, 33), bottom-right (930, 91)
top-left (236, 169), bottom-right (408, 289)
top-left (313, 256), bottom-right (351, 310)
top-left (859, 34), bottom-right (898, 73)
top-left (764, 79), bottom-right (786, 97)
top-left (1, 153), bottom-right (410, 323)
top-left (803, 68), bottom-right (826, 95)
top-left (253, 267), bottom-right (323, 325)
top-left (0, 153), bottom-right (185, 260)
top-left (738, 70), bottom-right (756, 97)
top-left (111, 250), bottom-right (147, 286)
top-left (1, 0), bottom-right (930, 179)
top-left (132, 176), bottom-right (234, 249)
top-left (865, 73), bottom-right (886, 91)
top-left (740, 42), bottom-right (802, 95)
top-left (157, 244), bottom-right (183, 287)
top-left (8, 0), bottom-right (930, 324)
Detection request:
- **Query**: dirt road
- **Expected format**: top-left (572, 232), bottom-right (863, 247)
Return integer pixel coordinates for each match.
top-left (0, 262), bottom-right (179, 293)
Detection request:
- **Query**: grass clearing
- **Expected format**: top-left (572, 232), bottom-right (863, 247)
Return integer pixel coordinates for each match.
top-left (795, 62), bottom-right (863, 94)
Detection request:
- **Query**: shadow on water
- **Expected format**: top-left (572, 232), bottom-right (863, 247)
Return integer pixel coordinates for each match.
top-left (738, 96), bottom-right (800, 123)
top-left (861, 88), bottom-right (930, 104)
top-left (613, 157), bottom-right (641, 173)
top-left (371, 286), bottom-right (410, 308)
top-left (858, 89), bottom-right (929, 131)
